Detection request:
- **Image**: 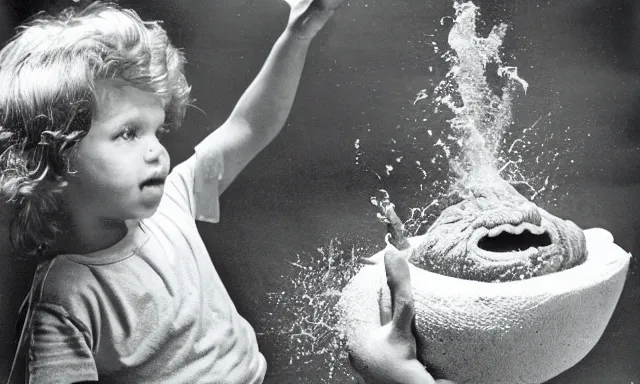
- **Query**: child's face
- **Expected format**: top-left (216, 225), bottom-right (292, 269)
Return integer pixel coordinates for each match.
top-left (63, 82), bottom-right (170, 222)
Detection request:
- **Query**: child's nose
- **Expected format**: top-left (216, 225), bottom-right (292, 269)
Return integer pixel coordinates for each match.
top-left (144, 140), bottom-right (165, 163)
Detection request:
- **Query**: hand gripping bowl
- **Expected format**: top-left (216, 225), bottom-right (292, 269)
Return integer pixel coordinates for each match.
top-left (336, 228), bottom-right (630, 384)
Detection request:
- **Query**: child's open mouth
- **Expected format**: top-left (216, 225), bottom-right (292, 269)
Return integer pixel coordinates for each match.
top-left (140, 178), bottom-right (165, 190)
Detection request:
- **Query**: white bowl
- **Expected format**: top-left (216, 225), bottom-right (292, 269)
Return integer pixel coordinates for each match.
top-left (337, 229), bottom-right (630, 384)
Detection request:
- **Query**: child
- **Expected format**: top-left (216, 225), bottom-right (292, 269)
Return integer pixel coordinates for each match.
top-left (0, 0), bottom-right (443, 383)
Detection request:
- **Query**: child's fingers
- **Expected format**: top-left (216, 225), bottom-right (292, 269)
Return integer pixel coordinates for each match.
top-left (384, 246), bottom-right (415, 339)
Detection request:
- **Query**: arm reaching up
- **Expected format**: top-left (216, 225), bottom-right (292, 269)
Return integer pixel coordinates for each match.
top-left (195, 0), bottom-right (346, 194)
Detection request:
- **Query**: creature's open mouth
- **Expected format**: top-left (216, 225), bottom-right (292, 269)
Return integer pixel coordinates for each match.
top-left (478, 224), bottom-right (552, 253)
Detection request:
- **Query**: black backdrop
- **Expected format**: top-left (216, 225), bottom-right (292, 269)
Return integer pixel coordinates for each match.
top-left (1, 0), bottom-right (639, 382)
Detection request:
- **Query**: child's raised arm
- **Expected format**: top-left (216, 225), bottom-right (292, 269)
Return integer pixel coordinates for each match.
top-left (195, 0), bottom-right (345, 194)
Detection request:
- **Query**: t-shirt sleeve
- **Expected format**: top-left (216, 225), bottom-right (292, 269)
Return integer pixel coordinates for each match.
top-left (162, 140), bottom-right (225, 223)
top-left (27, 302), bottom-right (98, 383)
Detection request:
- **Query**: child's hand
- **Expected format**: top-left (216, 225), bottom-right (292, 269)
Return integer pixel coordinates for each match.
top-left (348, 246), bottom-right (457, 384)
top-left (284, 0), bottom-right (346, 40)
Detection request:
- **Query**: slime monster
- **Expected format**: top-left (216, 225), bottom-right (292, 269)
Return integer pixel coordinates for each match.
top-left (398, 166), bottom-right (586, 283)
top-left (337, 2), bottom-right (630, 383)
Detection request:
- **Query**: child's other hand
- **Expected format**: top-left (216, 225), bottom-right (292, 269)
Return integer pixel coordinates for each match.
top-left (284, 0), bottom-right (346, 40)
top-left (348, 246), bottom-right (457, 384)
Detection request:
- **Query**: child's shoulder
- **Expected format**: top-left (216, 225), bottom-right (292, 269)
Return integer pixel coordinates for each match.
top-left (32, 257), bottom-right (100, 309)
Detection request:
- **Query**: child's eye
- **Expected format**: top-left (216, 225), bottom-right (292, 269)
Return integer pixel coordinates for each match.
top-left (118, 125), bottom-right (139, 141)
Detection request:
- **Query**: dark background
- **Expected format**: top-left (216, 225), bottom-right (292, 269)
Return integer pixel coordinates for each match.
top-left (1, 0), bottom-right (639, 383)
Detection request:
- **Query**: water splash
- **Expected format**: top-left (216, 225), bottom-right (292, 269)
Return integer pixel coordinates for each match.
top-left (404, 1), bottom-right (572, 233)
top-left (435, 1), bottom-right (528, 192)
top-left (260, 239), bottom-right (370, 382)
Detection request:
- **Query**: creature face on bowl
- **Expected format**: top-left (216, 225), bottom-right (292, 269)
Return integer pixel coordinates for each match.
top-left (411, 173), bottom-right (586, 282)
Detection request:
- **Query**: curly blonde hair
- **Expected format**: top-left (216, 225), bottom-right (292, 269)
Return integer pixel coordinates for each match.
top-left (0, 1), bottom-right (192, 259)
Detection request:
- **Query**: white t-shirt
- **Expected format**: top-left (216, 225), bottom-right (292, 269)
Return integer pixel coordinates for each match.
top-left (23, 144), bottom-right (267, 383)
